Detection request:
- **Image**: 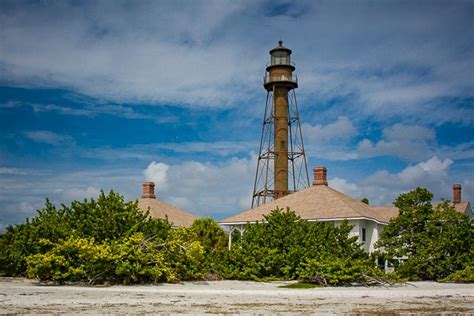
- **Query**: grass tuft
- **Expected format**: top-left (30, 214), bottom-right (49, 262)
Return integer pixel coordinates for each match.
top-left (279, 282), bottom-right (320, 289)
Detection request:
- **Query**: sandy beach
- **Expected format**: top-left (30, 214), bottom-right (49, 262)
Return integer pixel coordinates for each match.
top-left (0, 277), bottom-right (473, 314)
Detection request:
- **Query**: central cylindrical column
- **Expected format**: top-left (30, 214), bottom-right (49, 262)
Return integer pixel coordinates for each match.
top-left (274, 86), bottom-right (289, 199)
top-left (262, 40), bottom-right (297, 202)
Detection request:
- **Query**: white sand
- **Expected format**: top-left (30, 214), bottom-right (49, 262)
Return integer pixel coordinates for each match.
top-left (0, 277), bottom-right (473, 314)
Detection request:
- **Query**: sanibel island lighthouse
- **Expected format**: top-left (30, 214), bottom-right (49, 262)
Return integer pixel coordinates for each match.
top-left (252, 41), bottom-right (309, 207)
top-left (221, 42), bottom-right (473, 251)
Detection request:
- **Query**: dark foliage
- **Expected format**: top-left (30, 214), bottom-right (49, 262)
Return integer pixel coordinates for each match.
top-left (376, 187), bottom-right (473, 280)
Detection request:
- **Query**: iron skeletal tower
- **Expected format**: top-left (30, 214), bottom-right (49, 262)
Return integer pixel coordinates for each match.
top-left (251, 41), bottom-right (310, 208)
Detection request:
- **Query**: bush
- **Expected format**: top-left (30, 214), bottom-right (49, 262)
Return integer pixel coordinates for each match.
top-left (439, 266), bottom-right (474, 283)
top-left (376, 188), bottom-right (473, 280)
top-left (0, 191), bottom-right (171, 278)
top-left (26, 230), bottom-right (205, 284)
top-left (189, 218), bottom-right (227, 275)
top-left (219, 208), bottom-right (379, 283)
top-left (297, 257), bottom-right (382, 286)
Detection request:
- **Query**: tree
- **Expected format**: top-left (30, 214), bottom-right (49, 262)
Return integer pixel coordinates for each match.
top-left (0, 200), bottom-right (70, 276)
top-left (221, 208), bottom-right (377, 284)
top-left (0, 190), bottom-right (171, 277)
top-left (190, 218), bottom-right (227, 254)
top-left (361, 198), bottom-right (369, 205)
top-left (376, 187), bottom-right (473, 280)
top-left (189, 218), bottom-right (227, 274)
top-left (225, 208), bottom-right (311, 280)
top-left (63, 190), bottom-right (171, 241)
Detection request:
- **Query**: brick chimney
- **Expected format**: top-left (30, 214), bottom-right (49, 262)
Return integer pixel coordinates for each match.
top-left (142, 182), bottom-right (156, 199)
top-left (453, 184), bottom-right (462, 204)
top-left (313, 166), bottom-right (328, 186)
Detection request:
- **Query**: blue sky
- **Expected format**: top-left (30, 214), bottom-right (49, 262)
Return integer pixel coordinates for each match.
top-left (1, 0), bottom-right (473, 230)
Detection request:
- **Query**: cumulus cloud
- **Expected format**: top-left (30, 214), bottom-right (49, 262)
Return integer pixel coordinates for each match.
top-left (357, 124), bottom-right (436, 161)
top-left (303, 116), bottom-right (358, 160)
top-left (143, 162), bottom-right (170, 191)
top-left (0, 166), bottom-right (143, 227)
top-left (329, 156), bottom-right (460, 205)
top-left (0, 153), bottom-right (258, 227)
top-left (303, 116), bottom-right (357, 145)
top-left (142, 155), bottom-right (257, 217)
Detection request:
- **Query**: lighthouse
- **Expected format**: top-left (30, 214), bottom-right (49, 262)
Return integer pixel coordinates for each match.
top-left (252, 41), bottom-right (309, 207)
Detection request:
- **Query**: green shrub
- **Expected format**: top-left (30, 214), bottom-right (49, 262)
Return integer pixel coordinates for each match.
top-left (189, 218), bottom-right (227, 275)
top-left (26, 230), bottom-right (205, 284)
top-left (219, 208), bottom-right (378, 283)
top-left (439, 266), bottom-right (474, 283)
top-left (1, 190), bottom-right (171, 278)
top-left (376, 188), bottom-right (473, 280)
top-left (297, 257), bottom-right (382, 286)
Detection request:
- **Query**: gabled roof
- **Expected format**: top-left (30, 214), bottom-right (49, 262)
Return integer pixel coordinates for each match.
top-left (138, 197), bottom-right (197, 228)
top-left (447, 201), bottom-right (472, 216)
top-left (220, 184), bottom-right (393, 225)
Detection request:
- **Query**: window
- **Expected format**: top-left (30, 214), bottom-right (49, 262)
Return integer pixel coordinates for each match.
top-left (362, 228), bottom-right (366, 242)
top-left (271, 51), bottom-right (290, 65)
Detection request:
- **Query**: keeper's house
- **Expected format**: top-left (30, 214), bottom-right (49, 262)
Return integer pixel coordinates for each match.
top-left (219, 167), bottom-right (472, 253)
top-left (138, 181), bottom-right (197, 228)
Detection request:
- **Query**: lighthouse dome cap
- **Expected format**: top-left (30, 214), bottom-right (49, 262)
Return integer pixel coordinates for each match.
top-left (269, 40), bottom-right (292, 54)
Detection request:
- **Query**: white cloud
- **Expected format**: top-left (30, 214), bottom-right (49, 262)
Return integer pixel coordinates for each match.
top-left (0, 166), bottom-right (144, 226)
top-left (329, 156), bottom-right (460, 205)
top-left (0, 199), bottom-right (45, 231)
top-left (357, 124), bottom-right (436, 161)
top-left (60, 186), bottom-right (101, 202)
top-left (0, 154), bottom-right (259, 226)
top-left (0, 1), bottom-right (257, 107)
top-left (303, 116), bottom-right (357, 145)
top-left (1, 1), bottom-right (472, 118)
top-left (436, 142), bottom-right (474, 161)
top-left (303, 116), bottom-right (358, 160)
top-left (0, 1), bottom-right (473, 228)
top-left (143, 154), bottom-right (257, 217)
top-left (143, 162), bottom-right (170, 191)
top-left (24, 130), bottom-right (73, 146)
top-left (384, 124), bottom-right (435, 142)
top-left (307, 122), bottom-right (473, 163)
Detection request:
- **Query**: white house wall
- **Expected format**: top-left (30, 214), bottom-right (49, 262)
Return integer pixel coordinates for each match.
top-left (334, 219), bottom-right (360, 241)
top-left (334, 219), bottom-right (385, 253)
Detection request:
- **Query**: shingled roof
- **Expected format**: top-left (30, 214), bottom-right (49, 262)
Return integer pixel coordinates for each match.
top-left (220, 167), bottom-right (472, 226)
top-left (138, 182), bottom-right (197, 228)
top-left (221, 180), bottom-right (394, 225)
